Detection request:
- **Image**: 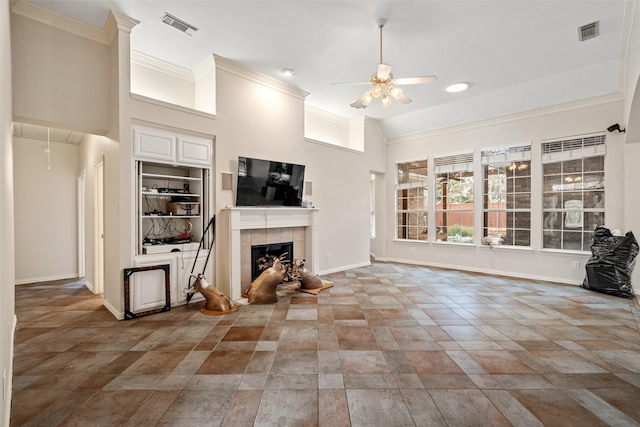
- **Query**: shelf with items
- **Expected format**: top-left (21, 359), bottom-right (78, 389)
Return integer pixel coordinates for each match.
top-left (137, 161), bottom-right (210, 256)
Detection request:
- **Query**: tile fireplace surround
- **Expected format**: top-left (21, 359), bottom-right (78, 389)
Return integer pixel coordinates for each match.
top-left (219, 207), bottom-right (320, 300)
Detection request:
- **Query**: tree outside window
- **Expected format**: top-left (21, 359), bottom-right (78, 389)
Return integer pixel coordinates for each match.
top-left (434, 153), bottom-right (474, 243)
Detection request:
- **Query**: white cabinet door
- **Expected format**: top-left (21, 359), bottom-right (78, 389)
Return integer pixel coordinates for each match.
top-left (133, 126), bottom-right (176, 163)
top-left (131, 255), bottom-right (177, 310)
top-left (177, 136), bottom-right (212, 167)
top-left (175, 252), bottom-right (211, 304)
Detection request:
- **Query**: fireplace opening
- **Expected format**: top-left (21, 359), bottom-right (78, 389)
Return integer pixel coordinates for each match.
top-left (251, 241), bottom-right (293, 281)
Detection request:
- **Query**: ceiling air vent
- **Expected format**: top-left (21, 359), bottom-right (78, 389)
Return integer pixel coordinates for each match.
top-left (579, 21), bottom-right (599, 42)
top-left (161, 13), bottom-right (198, 36)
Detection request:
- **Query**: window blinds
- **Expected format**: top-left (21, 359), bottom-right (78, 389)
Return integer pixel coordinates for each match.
top-left (434, 153), bottom-right (473, 174)
top-left (541, 133), bottom-right (605, 163)
top-left (481, 145), bottom-right (532, 165)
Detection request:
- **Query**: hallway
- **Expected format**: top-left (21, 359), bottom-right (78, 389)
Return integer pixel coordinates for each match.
top-left (10, 262), bottom-right (640, 426)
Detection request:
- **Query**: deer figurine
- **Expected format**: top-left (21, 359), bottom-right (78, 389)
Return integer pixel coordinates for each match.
top-left (244, 258), bottom-right (289, 304)
top-left (292, 258), bottom-right (323, 289)
top-left (185, 274), bottom-right (237, 313)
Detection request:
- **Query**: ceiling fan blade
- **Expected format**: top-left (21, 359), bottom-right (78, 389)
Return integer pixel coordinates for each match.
top-left (350, 97), bottom-right (368, 109)
top-left (397, 92), bottom-right (412, 104)
top-left (394, 75), bottom-right (437, 85)
top-left (350, 92), bottom-right (371, 109)
top-left (377, 63), bottom-right (392, 79)
top-left (331, 81), bottom-right (371, 86)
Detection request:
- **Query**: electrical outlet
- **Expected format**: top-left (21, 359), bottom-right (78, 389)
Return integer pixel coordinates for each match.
top-left (572, 261), bottom-right (580, 269)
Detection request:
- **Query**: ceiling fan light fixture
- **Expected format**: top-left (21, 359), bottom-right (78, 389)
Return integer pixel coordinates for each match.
top-left (363, 92), bottom-right (373, 105)
top-left (389, 87), bottom-right (403, 99)
top-left (371, 86), bottom-right (383, 98)
top-left (381, 94), bottom-right (391, 107)
top-left (446, 82), bottom-right (470, 93)
top-left (282, 68), bottom-right (295, 77)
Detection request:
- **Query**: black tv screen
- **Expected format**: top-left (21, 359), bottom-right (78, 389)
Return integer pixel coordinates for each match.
top-left (235, 156), bottom-right (305, 207)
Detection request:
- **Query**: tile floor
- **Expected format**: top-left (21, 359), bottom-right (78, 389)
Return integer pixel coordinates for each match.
top-left (10, 262), bottom-right (640, 426)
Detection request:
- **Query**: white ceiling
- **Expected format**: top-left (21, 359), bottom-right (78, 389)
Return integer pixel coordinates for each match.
top-left (26, 0), bottom-right (629, 138)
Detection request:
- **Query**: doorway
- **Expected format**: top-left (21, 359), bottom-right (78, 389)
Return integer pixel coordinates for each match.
top-left (77, 171), bottom-right (86, 278)
top-left (93, 157), bottom-right (104, 295)
top-left (369, 171), bottom-right (387, 260)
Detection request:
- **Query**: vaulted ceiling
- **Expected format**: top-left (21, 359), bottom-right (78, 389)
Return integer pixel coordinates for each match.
top-left (27, 0), bottom-right (631, 138)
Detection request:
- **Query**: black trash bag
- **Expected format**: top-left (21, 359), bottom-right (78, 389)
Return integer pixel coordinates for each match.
top-left (581, 227), bottom-right (638, 298)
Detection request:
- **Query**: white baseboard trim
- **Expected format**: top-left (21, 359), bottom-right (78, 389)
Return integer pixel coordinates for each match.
top-left (102, 299), bottom-right (124, 320)
top-left (385, 257), bottom-right (582, 286)
top-left (14, 273), bottom-right (78, 285)
top-left (4, 314), bottom-right (17, 426)
top-left (319, 261), bottom-right (371, 276)
top-left (84, 280), bottom-right (95, 293)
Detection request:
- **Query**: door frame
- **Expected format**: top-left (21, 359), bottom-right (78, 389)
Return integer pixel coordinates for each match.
top-left (93, 157), bottom-right (104, 295)
top-left (77, 171), bottom-right (86, 278)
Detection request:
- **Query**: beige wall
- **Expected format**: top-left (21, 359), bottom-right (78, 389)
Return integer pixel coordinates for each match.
top-left (1, 0), bottom-right (15, 424)
top-left (13, 138), bottom-right (78, 283)
top-left (131, 59), bottom-right (195, 108)
top-left (11, 13), bottom-right (110, 134)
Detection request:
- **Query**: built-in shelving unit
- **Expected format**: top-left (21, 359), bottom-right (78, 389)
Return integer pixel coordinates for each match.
top-left (129, 124), bottom-right (214, 314)
top-left (137, 162), bottom-right (210, 255)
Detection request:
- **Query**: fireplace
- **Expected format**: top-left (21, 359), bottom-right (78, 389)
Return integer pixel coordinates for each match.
top-left (251, 241), bottom-right (294, 281)
top-left (220, 207), bottom-right (320, 300)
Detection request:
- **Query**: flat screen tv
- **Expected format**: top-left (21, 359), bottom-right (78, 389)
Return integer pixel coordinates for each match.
top-left (235, 156), bottom-right (305, 207)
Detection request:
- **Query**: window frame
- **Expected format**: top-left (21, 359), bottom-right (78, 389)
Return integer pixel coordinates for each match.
top-left (434, 153), bottom-right (474, 244)
top-left (481, 145), bottom-right (532, 247)
top-left (395, 160), bottom-right (429, 241)
top-left (541, 133), bottom-right (606, 252)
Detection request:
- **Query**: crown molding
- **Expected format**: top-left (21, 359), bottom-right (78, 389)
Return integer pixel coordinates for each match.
top-left (11, 0), bottom-right (108, 44)
top-left (389, 92), bottom-right (625, 145)
top-left (104, 10), bottom-right (139, 42)
top-left (131, 50), bottom-right (194, 82)
top-left (130, 93), bottom-right (217, 120)
top-left (305, 105), bottom-right (349, 126)
top-left (214, 55), bottom-right (309, 101)
top-left (11, 1), bottom-right (138, 45)
top-left (193, 55), bottom-right (216, 81)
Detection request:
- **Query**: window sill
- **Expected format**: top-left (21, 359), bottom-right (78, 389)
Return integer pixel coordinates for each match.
top-left (479, 245), bottom-right (534, 252)
top-left (393, 239), bottom-right (429, 244)
top-left (538, 248), bottom-right (591, 256)
top-left (432, 241), bottom-right (475, 247)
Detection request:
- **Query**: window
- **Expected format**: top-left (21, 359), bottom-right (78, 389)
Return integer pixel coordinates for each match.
top-left (482, 145), bottom-right (531, 246)
top-left (542, 134), bottom-right (605, 251)
top-left (435, 153), bottom-right (474, 243)
top-left (396, 160), bottom-right (428, 241)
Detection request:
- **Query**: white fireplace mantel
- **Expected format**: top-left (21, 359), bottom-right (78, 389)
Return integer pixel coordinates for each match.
top-left (218, 207), bottom-right (320, 300)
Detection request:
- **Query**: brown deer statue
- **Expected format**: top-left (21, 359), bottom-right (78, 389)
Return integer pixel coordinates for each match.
top-left (185, 274), bottom-right (238, 314)
top-left (244, 258), bottom-right (289, 304)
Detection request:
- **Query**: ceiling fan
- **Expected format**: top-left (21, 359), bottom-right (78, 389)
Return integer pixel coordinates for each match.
top-left (334, 19), bottom-right (437, 109)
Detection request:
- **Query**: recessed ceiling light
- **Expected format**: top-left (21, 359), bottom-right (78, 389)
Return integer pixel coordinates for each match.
top-left (445, 82), bottom-right (470, 93)
top-left (283, 68), bottom-right (295, 77)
